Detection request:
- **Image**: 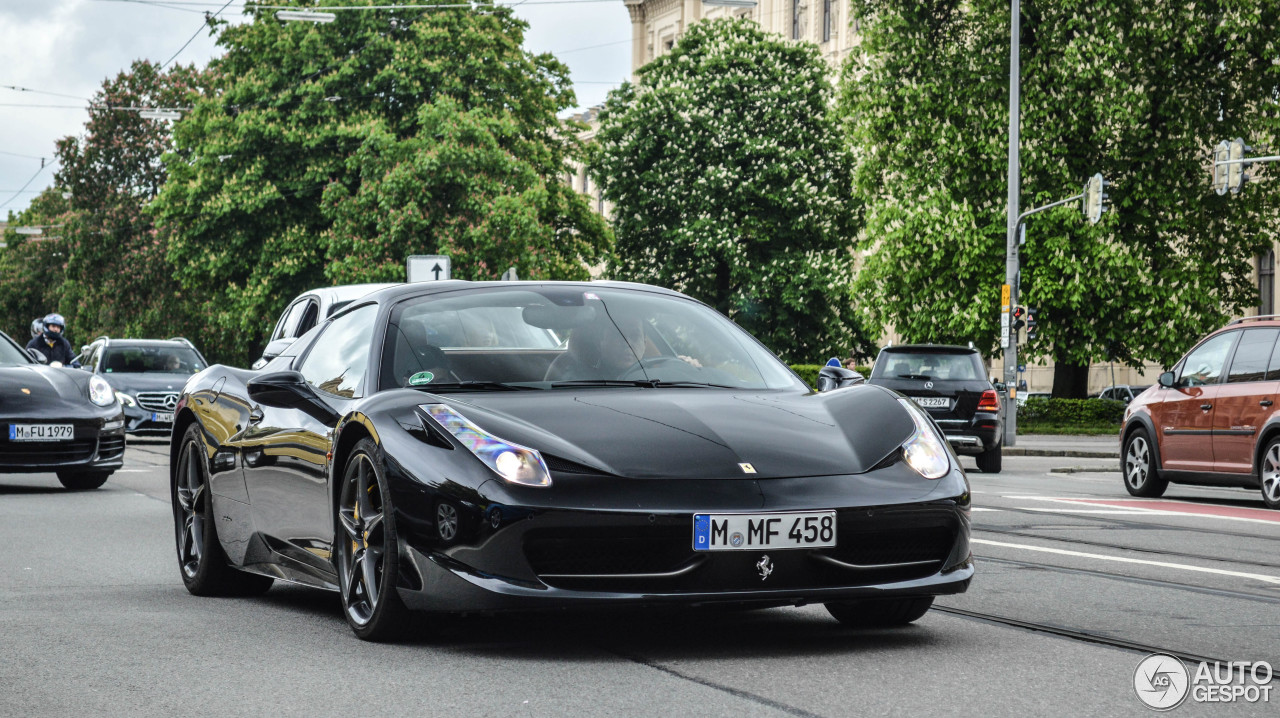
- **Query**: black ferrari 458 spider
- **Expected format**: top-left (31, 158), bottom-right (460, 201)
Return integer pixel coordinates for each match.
top-left (171, 281), bottom-right (972, 640)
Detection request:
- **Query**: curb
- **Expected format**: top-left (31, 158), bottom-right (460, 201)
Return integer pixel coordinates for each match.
top-left (1049, 465), bottom-right (1121, 474)
top-left (1002, 448), bottom-right (1119, 459)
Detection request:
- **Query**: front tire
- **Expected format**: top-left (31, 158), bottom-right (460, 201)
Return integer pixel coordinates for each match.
top-left (56, 470), bottom-right (111, 490)
top-left (1123, 428), bottom-right (1167, 497)
top-left (825, 597), bottom-right (934, 627)
top-left (974, 445), bottom-right (1002, 473)
top-left (1259, 437), bottom-right (1280, 510)
top-left (336, 438), bottom-right (410, 641)
top-left (172, 424), bottom-right (274, 596)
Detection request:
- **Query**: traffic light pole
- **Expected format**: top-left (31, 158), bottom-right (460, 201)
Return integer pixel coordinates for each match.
top-left (1003, 0), bottom-right (1021, 447)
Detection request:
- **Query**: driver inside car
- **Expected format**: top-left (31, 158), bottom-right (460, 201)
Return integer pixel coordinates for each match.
top-left (545, 313), bottom-right (647, 382)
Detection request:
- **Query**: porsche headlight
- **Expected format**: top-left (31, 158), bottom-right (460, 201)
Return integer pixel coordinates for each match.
top-left (89, 375), bottom-right (116, 407)
top-left (897, 397), bottom-right (950, 479)
top-left (421, 404), bottom-right (551, 487)
top-left (115, 391), bottom-right (137, 407)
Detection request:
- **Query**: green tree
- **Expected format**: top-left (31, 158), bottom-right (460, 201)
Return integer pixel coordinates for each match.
top-left (0, 188), bottom-right (70, 341)
top-left (54, 59), bottom-right (206, 345)
top-left (590, 18), bottom-right (871, 364)
top-left (151, 2), bottom-right (609, 366)
top-left (841, 1), bottom-right (1280, 396)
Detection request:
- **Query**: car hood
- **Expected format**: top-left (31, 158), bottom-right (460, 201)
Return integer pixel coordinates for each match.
top-left (435, 384), bottom-right (915, 480)
top-left (0, 365), bottom-right (92, 412)
top-left (102, 372), bottom-right (189, 394)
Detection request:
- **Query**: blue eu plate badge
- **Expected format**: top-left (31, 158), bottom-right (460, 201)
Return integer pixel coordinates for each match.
top-left (693, 514), bottom-right (710, 550)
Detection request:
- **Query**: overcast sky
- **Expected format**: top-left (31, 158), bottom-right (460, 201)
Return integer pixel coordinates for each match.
top-left (0, 0), bottom-right (632, 217)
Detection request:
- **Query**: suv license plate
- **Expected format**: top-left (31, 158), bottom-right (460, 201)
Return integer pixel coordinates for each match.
top-left (151, 412), bottom-right (174, 424)
top-left (693, 511), bottom-right (836, 551)
top-left (912, 397), bottom-right (949, 409)
top-left (9, 424), bottom-right (74, 442)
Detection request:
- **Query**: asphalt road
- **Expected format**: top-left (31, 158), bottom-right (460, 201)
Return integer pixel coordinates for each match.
top-left (1, 441), bottom-right (1277, 717)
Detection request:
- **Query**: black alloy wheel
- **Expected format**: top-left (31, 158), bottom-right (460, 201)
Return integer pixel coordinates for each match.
top-left (336, 438), bottom-right (409, 641)
top-left (172, 424), bottom-right (273, 596)
top-left (825, 597), bottom-right (934, 627)
top-left (1260, 437), bottom-right (1280, 510)
top-left (55, 470), bottom-right (111, 490)
top-left (1123, 428), bottom-right (1167, 498)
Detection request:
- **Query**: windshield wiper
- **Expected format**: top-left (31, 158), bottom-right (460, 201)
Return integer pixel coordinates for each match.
top-left (413, 381), bottom-right (542, 392)
top-left (549, 379), bottom-right (658, 389)
top-left (650, 380), bottom-right (740, 389)
top-left (897, 374), bottom-right (933, 380)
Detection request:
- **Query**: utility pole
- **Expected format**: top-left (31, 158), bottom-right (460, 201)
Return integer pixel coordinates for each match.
top-left (1003, 0), bottom-right (1021, 447)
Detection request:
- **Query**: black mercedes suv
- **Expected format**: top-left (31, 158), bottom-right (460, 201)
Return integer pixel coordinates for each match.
top-left (76, 337), bottom-right (208, 435)
top-left (868, 344), bottom-right (1004, 472)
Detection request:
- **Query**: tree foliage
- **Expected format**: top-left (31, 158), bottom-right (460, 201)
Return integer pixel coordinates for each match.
top-left (151, 2), bottom-right (609, 365)
top-left (841, 0), bottom-right (1280, 394)
top-left (0, 188), bottom-right (71, 341)
top-left (590, 18), bottom-right (872, 364)
top-left (55, 59), bottom-right (207, 344)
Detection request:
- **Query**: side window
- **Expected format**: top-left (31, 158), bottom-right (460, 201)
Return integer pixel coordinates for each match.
top-left (1228, 328), bottom-right (1279, 383)
top-left (296, 300), bottom-right (320, 337)
top-left (1178, 332), bottom-right (1238, 387)
top-left (298, 304), bottom-right (378, 399)
top-left (87, 345), bottom-right (102, 372)
top-left (1100, 388), bottom-right (1112, 400)
top-left (275, 300), bottom-right (308, 341)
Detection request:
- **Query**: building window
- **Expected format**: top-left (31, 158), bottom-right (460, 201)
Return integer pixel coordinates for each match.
top-left (597, 194), bottom-right (605, 214)
top-left (792, 0), bottom-right (801, 40)
top-left (1261, 250), bottom-right (1275, 315)
top-left (581, 171), bottom-right (589, 195)
top-left (823, 0), bottom-right (831, 42)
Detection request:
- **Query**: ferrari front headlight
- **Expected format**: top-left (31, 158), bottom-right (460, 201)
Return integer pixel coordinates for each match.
top-left (89, 375), bottom-right (116, 407)
top-left (421, 404), bottom-right (552, 487)
top-left (897, 397), bottom-right (950, 479)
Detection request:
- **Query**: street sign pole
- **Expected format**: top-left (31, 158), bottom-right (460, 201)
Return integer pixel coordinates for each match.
top-left (1003, 0), bottom-right (1021, 447)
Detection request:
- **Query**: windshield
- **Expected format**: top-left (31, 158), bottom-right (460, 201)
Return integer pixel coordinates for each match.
top-left (382, 286), bottom-right (804, 391)
top-left (101, 346), bottom-right (205, 375)
top-left (0, 334), bottom-right (31, 366)
top-left (871, 351), bottom-right (983, 381)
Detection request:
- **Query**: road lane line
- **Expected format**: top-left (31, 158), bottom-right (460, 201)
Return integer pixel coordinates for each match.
top-left (972, 538), bottom-right (1280, 585)
top-left (1000, 495), bottom-right (1280, 525)
top-left (970, 507), bottom-right (1001, 512)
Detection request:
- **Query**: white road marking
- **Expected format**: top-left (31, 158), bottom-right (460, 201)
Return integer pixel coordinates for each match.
top-left (970, 507), bottom-right (1001, 512)
top-left (1000, 496), bottom-right (1280, 526)
top-left (972, 538), bottom-right (1280, 585)
top-left (1018, 508), bottom-right (1165, 515)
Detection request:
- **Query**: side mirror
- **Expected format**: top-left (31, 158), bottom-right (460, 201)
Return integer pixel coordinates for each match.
top-left (816, 365), bottom-right (865, 392)
top-left (27, 348), bottom-right (47, 364)
top-left (1158, 371), bottom-right (1176, 388)
top-left (246, 371), bottom-right (339, 424)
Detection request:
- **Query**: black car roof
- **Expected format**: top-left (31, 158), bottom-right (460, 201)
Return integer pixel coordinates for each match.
top-left (347, 280), bottom-right (695, 310)
top-left (99, 339), bottom-right (195, 348)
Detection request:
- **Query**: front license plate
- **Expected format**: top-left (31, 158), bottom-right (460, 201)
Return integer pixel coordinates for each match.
top-left (693, 511), bottom-right (836, 551)
top-left (8, 424), bottom-right (74, 442)
top-left (151, 412), bottom-right (174, 424)
top-left (912, 396), bottom-right (950, 409)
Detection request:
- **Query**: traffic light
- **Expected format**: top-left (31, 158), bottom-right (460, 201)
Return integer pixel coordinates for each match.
top-left (1213, 141), bottom-right (1231, 195)
top-left (1083, 173), bottom-right (1107, 224)
top-left (1026, 307), bottom-right (1039, 339)
top-left (1012, 305), bottom-right (1027, 330)
top-left (1228, 137), bottom-right (1251, 193)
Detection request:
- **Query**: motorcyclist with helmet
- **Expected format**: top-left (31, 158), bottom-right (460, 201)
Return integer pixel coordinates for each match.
top-left (26, 313), bottom-right (78, 367)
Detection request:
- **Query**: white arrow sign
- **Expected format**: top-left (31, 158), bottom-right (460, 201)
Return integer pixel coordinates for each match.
top-left (407, 255), bottom-right (451, 282)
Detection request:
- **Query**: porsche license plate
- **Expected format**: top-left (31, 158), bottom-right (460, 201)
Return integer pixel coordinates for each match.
top-left (912, 396), bottom-right (949, 409)
top-left (151, 412), bottom-right (174, 424)
top-left (9, 424), bottom-right (74, 442)
top-left (693, 511), bottom-right (836, 551)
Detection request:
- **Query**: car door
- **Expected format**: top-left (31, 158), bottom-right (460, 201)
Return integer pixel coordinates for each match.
top-left (1157, 331), bottom-right (1238, 472)
top-left (241, 303), bottom-right (378, 573)
top-left (1213, 328), bottom-right (1280, 474)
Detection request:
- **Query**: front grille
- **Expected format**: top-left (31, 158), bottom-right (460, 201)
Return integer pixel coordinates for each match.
top-left (98, 435), bottom-right (126, 459)
top-left (136, 392), bottom-right (178, 412)
top-left (821, 525), bottom-right (956, 567)
top-left (525, 526), bottom-right (693, 576)
top-left (0, 439), bottom-right (97, 466)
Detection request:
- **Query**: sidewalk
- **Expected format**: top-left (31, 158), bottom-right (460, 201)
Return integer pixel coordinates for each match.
top-left (1003, 433), bottom-right (1119, 459)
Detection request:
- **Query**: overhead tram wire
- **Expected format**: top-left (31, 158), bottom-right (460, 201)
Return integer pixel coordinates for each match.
top-left (161, 0), bottom-right (239, 69)
top-left (0, 85), bottom-right (93, 102)
top-left (0, 161), bottom-right (58, 211)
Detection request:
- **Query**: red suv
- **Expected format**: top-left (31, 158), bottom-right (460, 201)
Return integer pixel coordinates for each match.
top-left (1121, 316), bottom-right (1280, 509)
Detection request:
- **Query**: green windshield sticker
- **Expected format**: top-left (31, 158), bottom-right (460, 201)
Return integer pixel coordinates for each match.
top-left (408, 371), bottom-right (435, 386)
